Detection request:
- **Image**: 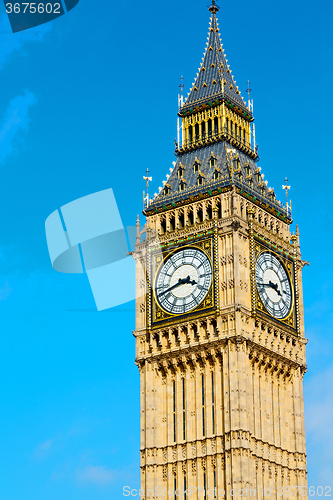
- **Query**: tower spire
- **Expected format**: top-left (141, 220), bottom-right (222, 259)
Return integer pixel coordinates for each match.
top-left (208, 0), bottom-right (219, 14)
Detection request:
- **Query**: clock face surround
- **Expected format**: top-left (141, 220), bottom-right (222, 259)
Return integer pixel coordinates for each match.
top-left (155, 248), bottom-right (212, 315)
top-left (256, 252), bottom-right (292, 319)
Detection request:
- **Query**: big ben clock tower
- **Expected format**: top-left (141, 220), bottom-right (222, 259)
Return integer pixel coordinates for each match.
top-left (133, 2), bottom-right (308, 498)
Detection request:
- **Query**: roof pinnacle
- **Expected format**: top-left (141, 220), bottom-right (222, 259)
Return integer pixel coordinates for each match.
top-left (208, 0), bottom-right (219, 14)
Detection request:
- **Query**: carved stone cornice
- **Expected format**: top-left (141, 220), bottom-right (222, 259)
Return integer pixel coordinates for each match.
top-left (156, 219), bottom-right (214, 244)
top-left (140, 434), bottom-right (307, 473)
top-left (135, 332), bottom-right (306, 372)
top-left (253, 221), bottom-right (293, 255)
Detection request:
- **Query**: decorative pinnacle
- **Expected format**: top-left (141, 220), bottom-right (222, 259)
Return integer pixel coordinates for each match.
top-left (208, 0), bottom-right (219, 14)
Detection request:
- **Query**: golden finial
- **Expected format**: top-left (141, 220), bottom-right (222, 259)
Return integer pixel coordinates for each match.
top-left (208, 0), bottom-right (219, 14)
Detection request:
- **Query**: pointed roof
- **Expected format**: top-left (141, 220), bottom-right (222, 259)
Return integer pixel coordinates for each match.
top-left (147, 142), bottom-right (290, 222)
top-left (181, 0), bottom-right (248, 114)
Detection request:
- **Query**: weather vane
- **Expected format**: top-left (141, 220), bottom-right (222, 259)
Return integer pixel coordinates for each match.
top-left (143, 168), bottom-right (152, 208)
top-left (282, 177), bottom-right (291, 215)
top-left (179, 75), bottom-right (184, 95)
top-left (246, 80), bottom-right (252, 100)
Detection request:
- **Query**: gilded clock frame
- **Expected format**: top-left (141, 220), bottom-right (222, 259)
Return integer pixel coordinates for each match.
top-left (252, 239), bottom-right (298, 333)
top-left (149, 235), bottom-right (216, 329)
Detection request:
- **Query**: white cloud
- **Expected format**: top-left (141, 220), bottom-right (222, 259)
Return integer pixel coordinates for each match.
top-left (33, 439), bottom-right (54, 460)
top-left (0, 13), bottom-right (51, 69)
top-left (0, 90), bottom-right (37, 166)
top-left (75, 465), bottom-right (115, 487)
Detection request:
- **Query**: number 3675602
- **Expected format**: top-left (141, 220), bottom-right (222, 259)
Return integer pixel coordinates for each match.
top-left (5, 3), bottom-right (61, 14)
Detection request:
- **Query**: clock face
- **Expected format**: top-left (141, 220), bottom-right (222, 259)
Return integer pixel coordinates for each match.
top-left (256, 252), bottom-right (292, 319)
top-left (155, 248), bottom-right (212, 314)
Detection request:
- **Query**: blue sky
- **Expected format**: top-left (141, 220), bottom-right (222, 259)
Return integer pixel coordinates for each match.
top-left (0, 0), bottom-right (332, 498)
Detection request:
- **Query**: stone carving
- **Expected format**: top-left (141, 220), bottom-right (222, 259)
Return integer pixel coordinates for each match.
top-left (211, 439), bottom-right (216, 452)
top-left (231, 220), bottom-right (241, 231)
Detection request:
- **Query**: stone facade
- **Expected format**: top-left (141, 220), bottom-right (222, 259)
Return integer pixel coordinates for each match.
top-left (133, 190), bottom-right (308, 500)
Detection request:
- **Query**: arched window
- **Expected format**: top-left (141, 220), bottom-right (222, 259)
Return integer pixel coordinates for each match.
top-left (188, 209), bottom-right (194, 225)
top-left (170, 215), bottom-right (175, 231)
top-left (209, 155), bottom-right (216, 168)
top-left (201, 122), bottom-right (205, 140)
top-left (189, 126), bottom-right (193, 144)
top-left (195, 124), bottom-right (199, 142)
top-left (214, 116), bottom-right (219, 136)
top-left (160, 218), bottom-right (166, 234)
top-left (207, 119), bottom-right (212, 138)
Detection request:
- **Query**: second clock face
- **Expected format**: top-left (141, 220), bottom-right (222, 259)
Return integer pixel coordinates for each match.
top-left (256, 252), bottom-right (292, 319)
top-left (155, 248), bottom-right (212, 314)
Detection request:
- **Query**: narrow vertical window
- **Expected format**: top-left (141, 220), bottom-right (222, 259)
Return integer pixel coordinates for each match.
top-left (212, 372), bottom-right (215, 434)
top-left (214, 116), bottom-right (219, 135)
top-left (174, 478), bottom-right (177, 500)
top-left (182, 378), bottom-right (186, 440)
top-left (184, 476), bottom-right (187, 500)
top-left (208, 119), bottom-right (212, 137)
top-left (214, 470), bottom-right (217, 498)
top-left (203, 472), bottom-right (207, 500)
top-left (202, 374), bottom-right (205, 437)
top-left (173, 380), bottom-right (176, 442)
top-left (195, 123), bottom-right (199, 141)
top-left (201, 122), bottom-right (205, 139)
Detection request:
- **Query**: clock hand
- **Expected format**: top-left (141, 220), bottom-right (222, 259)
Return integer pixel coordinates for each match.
top-left (258, 281), bottom-right (282, 297)
top-left (182, 275), bottom-right (198, 286)
top-left (158, 277), bottom-right (184, 296)
top-left (158, 275), bottom-right (197, 297)
top-left (268, 280), bottom-right (282, 296)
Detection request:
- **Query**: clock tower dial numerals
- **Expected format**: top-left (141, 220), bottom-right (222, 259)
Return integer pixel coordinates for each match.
top-left (155, 248), bottom-right (212, 314)
top-left (255, 252), bottom-right (292, 319)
